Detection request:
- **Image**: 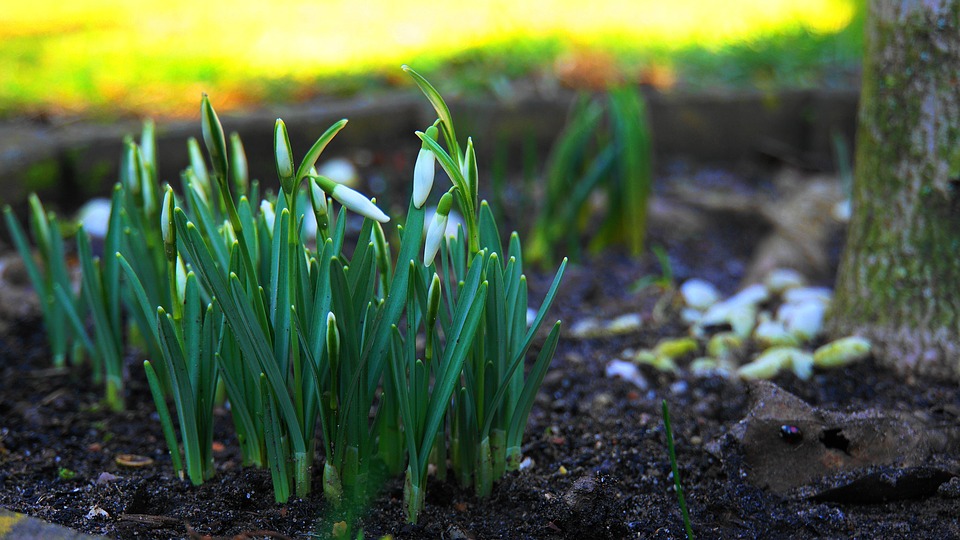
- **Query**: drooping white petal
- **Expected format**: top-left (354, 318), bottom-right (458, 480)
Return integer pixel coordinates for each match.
top-left (332, 185), bottom-right (390, 223)
top-left (412, 147), bottom-right (436, 208)
top-left (423, 212), bottom-right (449, 266)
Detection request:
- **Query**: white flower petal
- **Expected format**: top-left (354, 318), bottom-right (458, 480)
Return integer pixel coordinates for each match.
top-left (412, 148), bottom-right (435, 208)
top-left (333, 185), bottom-right (389, 223)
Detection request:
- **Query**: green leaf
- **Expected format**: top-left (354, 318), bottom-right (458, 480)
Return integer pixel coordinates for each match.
top-left (157, 307), bottom-right (203, 485)
top-left (144, 360), bottom-right (185, 477)
top-left (478, 201), bottom-right (503, 258)
top-left (403, 65), bottom-right (460, 163)
top-left (201, 94), bottom-right (229, 183)
top-left (506, 321), bottom-right (561, 451)
top-left (416, 132), bottom-right (472, 219)
top-left (175, 209), bottom-right (306, 455)
top-left (295, 119), bottom-right (348, 184)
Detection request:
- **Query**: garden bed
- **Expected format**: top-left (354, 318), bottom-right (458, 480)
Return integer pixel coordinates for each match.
top-left (2, 158), bottom-right (959, 539)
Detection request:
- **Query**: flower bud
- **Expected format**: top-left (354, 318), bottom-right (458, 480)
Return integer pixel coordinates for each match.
top-left (309, 174), bottom-right (328, 218)
top-left (176, 255), bottom-right (188, 306)
top-left (187, 137), bottom-right (210, 195)
top-left (314, 175), bottom-right (389, 223)
top-left (462, 137), bottom-right (477, 202)
top-left (326, 312), bottom-right (340, 367)
top-left (123, 141), bottom-right (143, 196)
top-left (201, 94), bottom-right (228, 181)
top-left (161, 185), bottom-right (176, 261)
top-left (427, 273), bottom-right (441, 330)
top-left (275, 119), bottom-right (295, 195)
top-left (230, 132), bottom-right (248, 196)
top-left (413, 125), bottom-right (439, 208)
top-left (260, 200), bottom-right (276, 237)
top-left (423, 192), bottom-right (453, 266)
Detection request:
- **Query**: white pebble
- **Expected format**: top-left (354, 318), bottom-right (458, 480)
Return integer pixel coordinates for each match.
top-left (780, 301), bottom-right (826, 342)
top-left (814, 336), bottom-right (872, 368)
top-left (832, 199), bottom-right (851, 222)
top-left (606, 313), bottom-right (643, 334)
top-left (701, 301), bottom-right (757, 339)
top-left (726, 283), bottom-right (770, 307)
top-left (85, 505), bottom-right (110, 520)
top-left (605, 359), bottom-right (648, 389)
top-left (783, 287), bottom-right (832, 305)
top-left (738, 346), bottom-right (809, 380)
top-left (790, 351), bottom-right (815, 380)
top-left (764, 268), bottom-right (806, 294)
top-left (680, 279), bottom-right (720, 309)
top-left (569, 318), bottom-right (602, 339)
top-left (680, 307), bottom-right (703, 325)
top-left (753, 317), bottom-right (799, 348)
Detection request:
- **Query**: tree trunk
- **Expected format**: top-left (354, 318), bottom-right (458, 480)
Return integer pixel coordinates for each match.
top-left (827, 0), bottom-right (960, 380)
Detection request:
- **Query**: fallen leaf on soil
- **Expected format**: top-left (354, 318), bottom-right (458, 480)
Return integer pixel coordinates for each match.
top-left (114, 453), bottom-right (154, 467)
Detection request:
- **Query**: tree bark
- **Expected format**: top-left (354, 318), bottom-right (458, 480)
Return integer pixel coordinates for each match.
top-left (827, 0), bottom-right (960, 380)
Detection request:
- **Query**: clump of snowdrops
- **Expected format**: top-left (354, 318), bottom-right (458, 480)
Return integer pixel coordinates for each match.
top-left (5, 67), bottom-right (566, 524)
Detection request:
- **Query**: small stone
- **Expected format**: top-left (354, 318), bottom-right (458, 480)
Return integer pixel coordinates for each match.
top-left (569, 318), bottom-right (602, 339)
top-left (605, 359), bottom-right (648, 389)
top-left (753, 317), bottom-right (799, 349)
top-left (764, 268), bottom-right (806, 294)
top-left (783, 286), bottom-right (832, 305)
top-left (779, 301), bottom-right (826, 342)
top-left (726, 283), bottom-right (770, 307)
top-left (96, 472), bottom-right (118, 485)
top-left (813, 336), bottom-right (872, 368)
top-left (737, 347), bottom-right (808, 380)
top-left (938, 476), bottom-right (960, 498)
top-left (689, 357), bottom-right (719, 376)
top-left (605, 313), bottom-right (643, 334)
top-left (680, 279), bottom-right (720, 309)
top-left (653, 337), bottom-right (698, 360)
top-left (833, 199), bottom-right (852, 222)
top-left (706, 332), bottom-right (743, 360)
top-left (519, 456), bottom-right (535, 471)
top-left (680, 307), bottom-right (703, 325)
top-left (701, 301), bottom-right (757, 339)
top-left (85, 505), bottom-right (110, 520)
top-left (632, 351), bottom-right (678, 373)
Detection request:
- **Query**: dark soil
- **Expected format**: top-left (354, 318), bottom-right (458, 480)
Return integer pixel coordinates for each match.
top-left (2, 168), bottom-right (960, 539)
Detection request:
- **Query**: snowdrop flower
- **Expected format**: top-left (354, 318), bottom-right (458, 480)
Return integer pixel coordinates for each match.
top-left (275, 119), bottom-right (295, 195)
top-left (413, 126), bottom-right (438, 208)
top-left (423, 192), bottom-right (453, 266)
top-left (161, 186), bottom-right (176, 261)
top-left (314, 174), bottom-right (389, 223)
top-left (76, 198), bottom-right (112, 240)
top-left (175, 255), bottom-right (188, 306)
top-left (260, 200), bottom-right (276, 236)
top-left (309, 170), bottom-right (327, 213)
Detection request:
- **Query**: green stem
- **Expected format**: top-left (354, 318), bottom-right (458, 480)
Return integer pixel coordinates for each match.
top-left (663, 400), bottom-right (694, 540)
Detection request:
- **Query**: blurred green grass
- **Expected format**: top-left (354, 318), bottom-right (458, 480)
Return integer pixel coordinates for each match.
top-left (0, 0), bottom-right (861, 118)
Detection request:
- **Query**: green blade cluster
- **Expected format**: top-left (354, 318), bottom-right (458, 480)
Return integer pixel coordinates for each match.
top-left (7, 69), bottom-right (567, 522)
top-left (528, 86), bottom-right (653, 264)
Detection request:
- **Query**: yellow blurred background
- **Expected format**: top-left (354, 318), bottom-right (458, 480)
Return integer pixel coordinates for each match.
top-left (0, 0), bottom-right (858, 117)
